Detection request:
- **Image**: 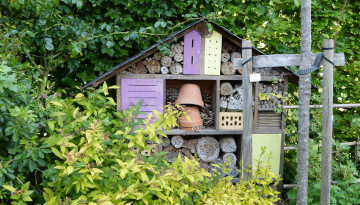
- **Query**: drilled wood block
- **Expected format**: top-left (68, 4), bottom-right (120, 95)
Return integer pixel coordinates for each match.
top-left (219, 137), bottom-right (237, 153)
top-left (222, 152), bottom-right (237, 166)
top-left (203, 31), bottom-right (222, 75)
top-left (183, 30), bottom-right (202, 75)
top-left (219, 112), bottom-right (243, 130)
top-left (227, 165), bottom-right (239, 177)
top-left (196, 137), bottom-right (220, 162)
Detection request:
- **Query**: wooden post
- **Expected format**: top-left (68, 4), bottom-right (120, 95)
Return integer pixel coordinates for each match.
top-left (297, 0), bottom-right (312, 203)
top-left (320, 39), bottom-right (334, 204)
top-left (241, 40), bottom-right (253, 180)
top-left (116, 74), bottom-right (121, 112)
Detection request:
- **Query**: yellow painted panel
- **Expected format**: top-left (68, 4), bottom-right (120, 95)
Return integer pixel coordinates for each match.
top-left (252, 134), bottom-right (281, 177)
top-left (203, 31), bottom-right (222, 75)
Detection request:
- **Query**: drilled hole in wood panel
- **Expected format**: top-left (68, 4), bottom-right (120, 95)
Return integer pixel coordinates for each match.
top-left (192, 39), bottom-right (194, 47)
top-left (191, 56), bottom-right (193, 64)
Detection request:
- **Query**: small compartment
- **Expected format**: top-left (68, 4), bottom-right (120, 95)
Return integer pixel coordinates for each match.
top-left (166, 80), bottom-right (216, 129)
top-left (220, 39), bottom-right (242, 75)
top-left (219, 80), bottom-right (243, 112)
top-left (163, 135), bottom-right (241, 178)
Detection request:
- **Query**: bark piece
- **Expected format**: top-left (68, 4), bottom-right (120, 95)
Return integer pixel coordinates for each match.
top-left (221, 62), bottom-right (236, 75)
top-left (174, 43), bottom-right (184, 53)
top-left (128, 61), bottom-right (147, 74)
top-left (182, 139), bottom-right (198, 153)
top-left (162, 137), bottom-right (171, 148)
top-left (174, 53), bottom-right (183, 62)
top-left (221, 53), bottom-right (231, 63)
top-left (171, 135), bottom-right (184, 148)
top-left (230, 52), bottom-right (241, 62)
top-left (161, 66), bottom-right (169, 74)
top-left (153, 52), bottom-right (162, 60)
top-left (169, 62), bottom-right (183, 75)
top-left (220, 82), bottom-right (234, 96)
top-left (161, 56), bottom-right (172, 67)
top-left (146, 60), bottom-right (161, 74)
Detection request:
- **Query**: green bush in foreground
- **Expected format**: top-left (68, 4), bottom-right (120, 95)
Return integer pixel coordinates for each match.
top-left (2, 84), bottom-right (280, 204)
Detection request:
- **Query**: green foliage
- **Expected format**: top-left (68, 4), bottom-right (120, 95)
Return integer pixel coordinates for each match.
top-left (286, 139), bottom-right (360, 205)
top-left (202, 147), bottom-right (281, 205)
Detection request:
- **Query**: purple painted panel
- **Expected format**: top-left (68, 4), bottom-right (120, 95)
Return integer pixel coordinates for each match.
top-left (183, 30), bottom-right (202, 75)
top-left (121, 78), bottom-right (164, 128)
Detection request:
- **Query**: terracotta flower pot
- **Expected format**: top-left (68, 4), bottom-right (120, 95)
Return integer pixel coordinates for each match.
top-left (179, 106), bottom-right (203, 130)
top-left (175, 83), bottom-right (204, 107)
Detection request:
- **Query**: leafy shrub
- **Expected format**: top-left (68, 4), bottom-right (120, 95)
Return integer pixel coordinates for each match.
top-left (1, 83), bottom-right (281, 204)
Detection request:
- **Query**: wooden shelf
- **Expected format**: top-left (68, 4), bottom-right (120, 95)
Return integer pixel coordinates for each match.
top-left (163, 129), bottom-right (243, 135)
top-left (120, 74), bottom-right (242, 81)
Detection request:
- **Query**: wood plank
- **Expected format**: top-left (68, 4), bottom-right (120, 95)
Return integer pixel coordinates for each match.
top-left (183, 30), bottom-right (202, 75)
top-left (116, 74), bottom-right (121, 112)
top-left (241, 40), bottom-right (253, 181)
top-left (163, 129), bottom-right (243, 135)
top-left (215, 80), bottom-right (220, 130)
top-left (320, 39), bottom-right (334, 204)
top-left (239, 53), bottom-right (345, 68)
top-left (254, 82), bottom-right (259, 130)
top-left (119, 74), bottom-right (242, 81)
top-left (253, 128), bottom-right (282, 134)
top-left (278, 76), bottom-right (288, 195)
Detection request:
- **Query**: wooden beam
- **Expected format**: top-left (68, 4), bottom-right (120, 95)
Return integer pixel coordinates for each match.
top-left (241, 40), bottom-right (253, 181)
top-left (233, 53), bottom-right (345, 69)
top-left (320, 39), bottom-right (334, 204)
top-left (116, 74), bottom-right (121, 112)
top-left (283, 103), bottom-right (360, 109)
top-left (284, 141), bottom-right (359, 151)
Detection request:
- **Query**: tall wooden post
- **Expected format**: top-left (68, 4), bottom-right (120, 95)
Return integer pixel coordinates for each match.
top-left (241, 40), bottom-right (253, 180)
top-left (320, 39), bottom-right (334, 204)
top-left (297, 0), bottom-right (312, 203)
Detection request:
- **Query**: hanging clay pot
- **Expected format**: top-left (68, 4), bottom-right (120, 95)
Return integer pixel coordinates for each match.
top-left (175, 83), bottom-right (204, 107)
top-left (179, 106), bottom-right (203, 130)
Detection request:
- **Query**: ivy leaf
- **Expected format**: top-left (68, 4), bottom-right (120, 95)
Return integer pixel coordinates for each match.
top-left (28, 160), bottom-right (36, 172)
top-left (76, 0), bottom-right (83, 9)
top-left (294, 0), bottom-right (300, 7)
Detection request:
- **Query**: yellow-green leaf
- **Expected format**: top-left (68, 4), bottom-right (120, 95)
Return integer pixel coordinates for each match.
top-left (50, 101), bottom-right (64, 107)
top-left (2, 185), bottom-right (16, 192)
top-left (51, 147), bottom-right (63, 158)
top-left (67, 166), bottom-right (74, 175)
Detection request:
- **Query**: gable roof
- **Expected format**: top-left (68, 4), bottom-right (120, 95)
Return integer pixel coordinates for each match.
top-left (82, 19), bottom-right (298, 89)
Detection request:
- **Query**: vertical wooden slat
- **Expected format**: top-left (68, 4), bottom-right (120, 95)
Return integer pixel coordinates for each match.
top-left (215, 80), bottom-right (220, 130)
top-left (116, 74), bottom-right (121, 112)
top-left (183, 30), bottom-right (202, 75)
top-left (254, 82), bottom-right (259, 130)
top-left (241, 40), bottom-right (253, 180)
top-left (278, 76), bottom-right (289, 195)
top-left (320, 39), bottom-right (334, 204)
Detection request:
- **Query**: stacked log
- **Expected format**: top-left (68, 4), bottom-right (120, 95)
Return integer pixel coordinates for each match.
top-left (124, 40), bottom-right (185, 74)
top-left (220, 40), bottom-right (242, 75)
top-left (162, 136), bottom-right (239, 177)
top-left (200, 92), bottom-right (214, 128)
top-left (258, 82), bottom-right (284, 109)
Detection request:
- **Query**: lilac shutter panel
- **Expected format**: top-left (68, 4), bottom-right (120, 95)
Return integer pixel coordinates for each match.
top-left (183, 30), bottom-right (202, 75)
top-left (121, 78), bottom-right (164, 123)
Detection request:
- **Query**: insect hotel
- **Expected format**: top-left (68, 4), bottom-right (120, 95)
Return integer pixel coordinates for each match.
top-left (82, 20), bottom-right (299, 185)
